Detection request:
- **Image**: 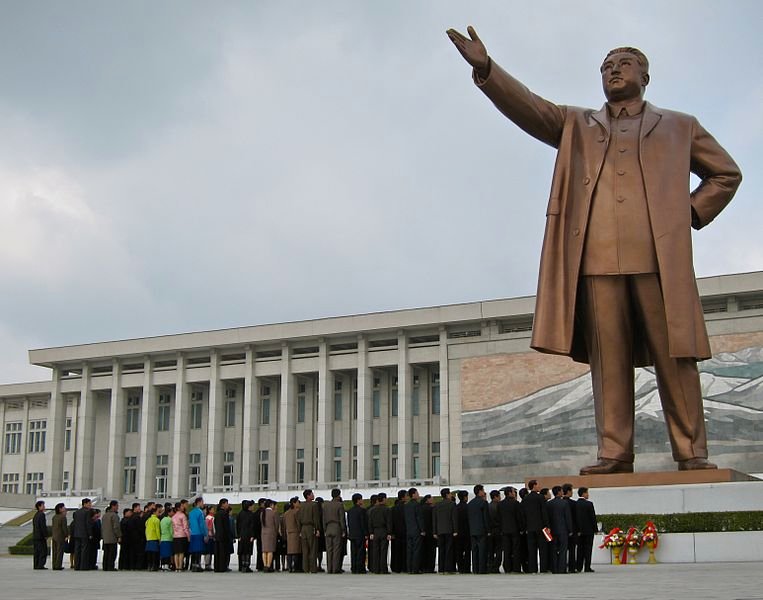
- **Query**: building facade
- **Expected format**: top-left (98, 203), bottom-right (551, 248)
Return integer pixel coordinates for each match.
top-left (1, 271), bottom-right (762, 500)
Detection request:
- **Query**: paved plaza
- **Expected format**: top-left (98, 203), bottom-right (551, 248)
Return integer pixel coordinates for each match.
top-left (1, 556), bottom-right (761, 600)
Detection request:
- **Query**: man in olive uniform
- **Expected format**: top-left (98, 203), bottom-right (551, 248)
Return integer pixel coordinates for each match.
top-left (367, 493), bottom-right (392, 574)
top-left (297, 489), bottom-right (321, 573)
top-left (322, 488), bottom-right (347, 574)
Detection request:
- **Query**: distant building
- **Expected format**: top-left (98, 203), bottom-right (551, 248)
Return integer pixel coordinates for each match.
top-left (1, 271), bottom-right (762, 499)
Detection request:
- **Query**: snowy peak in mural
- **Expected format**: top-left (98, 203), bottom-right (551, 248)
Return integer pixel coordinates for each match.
top-left (461, 347), bottom-right (763, 480)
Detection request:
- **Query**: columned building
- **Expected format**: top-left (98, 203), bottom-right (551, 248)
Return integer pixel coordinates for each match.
top-left (2, 271), bottom-right (762, 499)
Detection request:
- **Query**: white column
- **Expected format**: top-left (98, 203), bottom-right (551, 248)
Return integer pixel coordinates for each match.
top-left (205, 350), bottom-right (224, 488)
top-left (316, 340), bottom-right (332, 483)
top-left (241, 346), bottom-right (259, 486)
top-left (355, 335), bottom-right (372, 481)
top-left (74, 363), bottom-right (96, 490)
top-left (170, 354), bottom-right (189, 497)
top-left (277, 343), bottom-right (296, 485)
top-left (105, 359), bottom-right (125, 498)
top-left (46, 368), bottom-right (65, 491)
top-left (397, 331), bottom-right (413, 480)
top-left (137, 357), bottom-right (157, 498)
top-left (438, 327), bottom-right (450, 483)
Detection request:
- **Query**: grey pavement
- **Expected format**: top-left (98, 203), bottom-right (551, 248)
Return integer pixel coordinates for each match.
top-left (1, 556), bottom-right (762, 600)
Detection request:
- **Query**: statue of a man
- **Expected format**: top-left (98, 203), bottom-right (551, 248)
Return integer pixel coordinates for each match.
top-left (447, 26), bottom-right (742, 474)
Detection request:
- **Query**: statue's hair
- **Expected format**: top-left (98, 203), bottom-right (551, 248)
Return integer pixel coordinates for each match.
top-left (603, 47), bottom-right (649, 73)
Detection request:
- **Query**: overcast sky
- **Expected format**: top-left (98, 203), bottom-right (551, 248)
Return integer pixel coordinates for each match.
top-left (1, 0), bottom-right (761, 384)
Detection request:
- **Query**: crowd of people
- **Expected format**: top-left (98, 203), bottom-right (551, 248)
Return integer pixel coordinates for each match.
top-left (31, 479), bottom-right (597, 575)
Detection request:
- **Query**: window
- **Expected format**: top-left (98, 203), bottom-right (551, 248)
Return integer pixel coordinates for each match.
top-left (372, 389), bottom-right (381, 419)
top-left (412, 375), bottom-right (420, 416)
top-left (126, 394), bottom-right (141, 433)
top-left (352, 380), bottom-right (358, 419)
top-left (431, 442), bottom-right (441, 477)
top-left (156, 455), bottom-right (168, 498)
top-left (1, 473), bottom-right (19, 494)
top-left (413, 442), bottom-right (419, 455)
top-left (64, 418), bottom-right (72, 451)
top-left (297, 393), bottom-right (306, 423)
top-left (190, 391), bottom-right (203, 429)
top-left (261, 397), bottom-right (271, 425)
top-left (4, 422), bottom-right (22, 454)
top-left (25, 472), bottom-right (44, 495)
top-left (259, 450), bottom-right (269, 485)
top-left (189, 453), bottom-right (201, 495)
top-left (124, 456), bottom-right (137, 494)
top-left (62, 471), bottom-right (70, 492)
top-left (296, 448), bottom-right (305, 484)
top-left (27, 420), bottom-right (46, 453)
top-left (413, 456), bottom-right (421, 479)
top-left (333, 446), bottom-right (342, 482)
top-left (391, 385), bottom-right (398, 417)
top-left (223, 465), bottom-right (234, 488)
top-left (158, 393), bottom-right (171, 431)
top-left (431, 372), bottom-right (441, 415)
top-left (334, 380), bottom-right (343, 421)
top-left (225, 397), bottom-right (236, 428)
top-left (391, 458), bottom-right (397, 478)
top-left (372, 458), bottom-right (380, 480)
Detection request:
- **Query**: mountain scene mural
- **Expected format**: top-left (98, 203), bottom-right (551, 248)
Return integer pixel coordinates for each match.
top-left (461, 346), bottom-right (763, 480)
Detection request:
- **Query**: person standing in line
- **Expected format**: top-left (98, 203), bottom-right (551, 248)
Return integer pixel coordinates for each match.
top-left (89, 508), bottom-right (102, 569)
top-left (390, 489), bottom-right (408, 573)
top-left (101, 500), bottom-right (121, 571)
top-left (562, 483), bottom-right (579, 573)
top-left (72, 497), bottom-right (93, 571)
top-left (403, 488), bottom-right (425, 574)
top-left (283, 497), bottom-right (302, 573)
top-left (145, 507), bottom-right (161, 572)
top-left (367, 493), bottom-right (392, 574)
top-left (467, 484), bottom-right (490, 574)
top-left (188, 497), bottom-right (207, 572)
top-left (498, 486), bottom-right (524, 574)
top-left (455, 490), bottom-right (471, 574)
top-left (575, 487), bottom-right (597, 573)
top-left (420, 494), bottom-right (436, 573)
top-left (322, 488), bottom-right (347, 574)
top-left (346, 492), bottom-right (368, 574)
top-left (172, 501), bottom-right (190, 573)
top-left (159, 506), bottom-right (174, 571)
top-left (517, 488), bottom-right (529, 573)
top-left (253, 498), bottom-right (265, 572)
top-left (236, 500), bottom-right (255, 573)
top-left (32, 500), bottom-right (48, 570)
top-left (118, 508), bottom-right (133, 571)
top-left (487, 490), bottom-right (503, 572)
top-left (297, 489), bottom-right (321, 573)
top-left (521, 481), bottom-right (548, 574)
top-left (204, 504), bottom-right (216, 571)
top-left (547, 486), bottom-right (573, 574)
top-left (540, 488), bottom-right (553, 572)
top-left (259, 499), bottom-right (278, 572)
top-left (51, 503), bottom-right (68, 571)
top-left (432, 488), bottom-right (459, 574)
top-left (315, 497), bottom-right (326, 572)
top-left (214, 499), bottom-right (232, 572)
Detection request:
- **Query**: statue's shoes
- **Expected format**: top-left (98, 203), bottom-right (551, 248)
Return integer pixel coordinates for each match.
top-left (677, 458), bottom-right (718, 471)
top-left (579, 459), bottom-right (633, 475)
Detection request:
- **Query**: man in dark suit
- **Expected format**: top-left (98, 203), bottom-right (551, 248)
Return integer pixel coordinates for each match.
top-left (420, 494), bottom-right (436, 573)
top-left (213, 498), bottom-right (232, 572)
top-left (403, 488), bottom-right (425, 574)
top-left (367, 493), bottom-right (392, 574)
top-left (487, 490), bottom-right (503, 572)
top-left (432, 488), bottom-right (458, 574)
top-left (32, 500), bottom-right (48, 570)
top-left (390, 490), bottom-right (408, 573)
top-left (467, 484), bottom-right (490, 574)
top-left (347, 493), bottom-right (368, 574)
top-left (562, 483), bottom-right (579, 572)
top-left (72, 497), bottom-right (93, 570)
top-left (455, 490), bottom-right (471, 573)
top-left (547, 486), bottom-right (573, 574)
top-left (498, 486), bottom-right (524, 573)
top-left (521, 480), bottom-right (548, 574)
top-left (575, 487), bottom-right (597, 573)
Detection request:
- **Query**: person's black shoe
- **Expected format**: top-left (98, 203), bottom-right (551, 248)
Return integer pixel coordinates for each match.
top-left (584, 568), bottom-right (595, 573)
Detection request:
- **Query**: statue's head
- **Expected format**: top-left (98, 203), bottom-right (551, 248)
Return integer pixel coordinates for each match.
top-left (600, 47), bottom-right (650, 102)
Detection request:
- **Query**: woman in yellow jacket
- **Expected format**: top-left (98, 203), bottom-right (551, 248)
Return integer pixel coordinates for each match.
top-left (145, 507), bottom-right (162, 572)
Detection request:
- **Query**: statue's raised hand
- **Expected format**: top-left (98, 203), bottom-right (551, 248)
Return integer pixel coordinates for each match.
top-left (446, 26), bottom-right (489, 73)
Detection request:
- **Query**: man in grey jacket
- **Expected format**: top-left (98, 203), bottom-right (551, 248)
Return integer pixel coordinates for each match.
top-left (101, 500), bottom-right (122, 571)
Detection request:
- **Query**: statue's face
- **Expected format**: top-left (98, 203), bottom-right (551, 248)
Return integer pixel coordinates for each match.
top-left (600, 52), bottom-right (648, 102)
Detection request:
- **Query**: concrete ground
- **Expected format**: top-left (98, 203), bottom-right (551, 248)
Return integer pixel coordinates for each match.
top-left (1, 556), bottom-right (761, 600)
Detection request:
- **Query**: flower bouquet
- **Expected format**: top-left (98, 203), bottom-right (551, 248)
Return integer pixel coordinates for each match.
top-left (599, 527), bottom-right (626, 565)
top-left (642, 521), bottom-right (659, 564)
top-left (624, 527), bottom-right (642, 564)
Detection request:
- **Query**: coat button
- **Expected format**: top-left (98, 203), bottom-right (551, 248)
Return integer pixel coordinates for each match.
top-left (618, 148), bottom-right (627, 153)
top-left (617, 169), bottom-right (625, 176)
top-left (617, 196), bottom-right (626, 203)
top-left (583, 177), bottom-right (590, 185)
top-left (573, 228), bottom-right (580, 236)
top-left (597, 136), bottom-right (605, 143)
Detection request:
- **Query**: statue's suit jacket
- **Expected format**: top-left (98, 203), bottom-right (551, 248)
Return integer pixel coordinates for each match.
top-left (475, 62), bottom-right (742, 365)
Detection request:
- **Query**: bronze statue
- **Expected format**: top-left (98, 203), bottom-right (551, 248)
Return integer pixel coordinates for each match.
top-left (447, 26), bottom-right (742, 474)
